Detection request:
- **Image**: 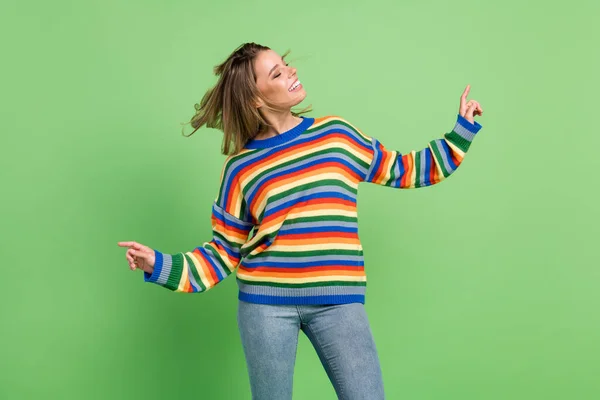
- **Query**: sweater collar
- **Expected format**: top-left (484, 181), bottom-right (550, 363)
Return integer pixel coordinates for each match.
top-left (244, 116), bottom-right (314, 149)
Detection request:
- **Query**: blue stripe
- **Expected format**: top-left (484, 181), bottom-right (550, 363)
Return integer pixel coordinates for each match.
top-left (319, 124), bottom-right (373, 152)
top-left (365, 139), bottom-right (383, 182)
top-left (244, 117), bottom-right (315, 149)
top-left (279, 226), bottom-right (358, 234)
top-left (144, 250), bottom-right (163, 283)
top-left (233, 125), bottom-right (373, 201)
top-left (264, 191), bottom-right (356, 219)
top-left (238, 291), bottom-right (365, 305)
top-left (213, 205), bottom-right (253, 231)
top-left (336, 156), bottom-right (365, 178)
top-left (247, 156), bottom-right (360, 206)
top-left (201, 248), bottom-right (226, 281)
top-left (439, 140), bottom-right (457, 173)
top-left (456, 113), bottom-right (482, 133)
top-left (210, 238), bottom-right (238, 260)
top-left (188, 274), bottom-right (200, 292)
top-left (394, 153), bottom-right (405, 188)
top-left (423, 148), bottom-right (432, 186)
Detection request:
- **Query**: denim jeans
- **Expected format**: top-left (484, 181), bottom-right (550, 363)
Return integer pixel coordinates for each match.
top-left (237, 300), bottom-right (385, 399)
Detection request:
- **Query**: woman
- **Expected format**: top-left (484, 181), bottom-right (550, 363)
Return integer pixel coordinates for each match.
top-left (118, 42), bottom-right (483, 399)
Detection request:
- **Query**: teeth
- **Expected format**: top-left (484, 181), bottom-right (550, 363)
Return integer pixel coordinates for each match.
top-left (289, 80), bottom-right (301, 91)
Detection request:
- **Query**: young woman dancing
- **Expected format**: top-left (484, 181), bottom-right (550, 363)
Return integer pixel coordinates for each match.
top-left (118, 42), bottom-right (483, 400)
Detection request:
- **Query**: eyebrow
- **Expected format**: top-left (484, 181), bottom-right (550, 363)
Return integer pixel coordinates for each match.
top-left (268, 57), bottom-right (287, 77)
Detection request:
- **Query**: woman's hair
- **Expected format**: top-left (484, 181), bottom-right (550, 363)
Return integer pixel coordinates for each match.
top-left (182, 42), bottom-right (312, 156)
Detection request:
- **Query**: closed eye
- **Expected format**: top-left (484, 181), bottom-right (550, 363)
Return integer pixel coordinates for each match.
top-left (273, 62), bottom-right (290, 79)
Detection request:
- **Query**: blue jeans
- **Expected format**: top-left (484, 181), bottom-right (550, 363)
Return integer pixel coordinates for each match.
top-left (237, 300), bottom-right (385, 399)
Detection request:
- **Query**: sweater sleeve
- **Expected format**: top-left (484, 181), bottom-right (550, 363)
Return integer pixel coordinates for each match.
top-left (361, 114), bottom-right (482, 188)
top-left (143, 156), bottom-right (254, 293)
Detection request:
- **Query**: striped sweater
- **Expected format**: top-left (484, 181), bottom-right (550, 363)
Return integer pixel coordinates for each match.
top-left (143, 114), bottom-right (482, 304)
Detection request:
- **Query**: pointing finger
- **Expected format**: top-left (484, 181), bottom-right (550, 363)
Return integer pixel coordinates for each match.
top-left (460, 84), bottom-right (471, 105)
top-left (118, 241), bottom-right (143, 250)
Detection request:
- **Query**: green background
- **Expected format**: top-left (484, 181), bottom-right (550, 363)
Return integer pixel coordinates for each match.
top-left (2, 0), bottom-right (599, 398)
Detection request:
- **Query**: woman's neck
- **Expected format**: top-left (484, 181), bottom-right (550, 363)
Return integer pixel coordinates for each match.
top-left (255, 112), bottom-right (302, 140)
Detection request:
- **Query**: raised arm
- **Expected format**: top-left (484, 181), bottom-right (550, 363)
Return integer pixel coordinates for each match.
top-left (143, 156), bottom-right (254, 293)
top-left (355, 85), bottom-right (483, 188)
top-left (362, 113), bottom-right (482, 188)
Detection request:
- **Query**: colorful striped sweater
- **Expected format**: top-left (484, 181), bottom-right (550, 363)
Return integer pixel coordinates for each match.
top-left (143, 114), bottom-right (482, 304)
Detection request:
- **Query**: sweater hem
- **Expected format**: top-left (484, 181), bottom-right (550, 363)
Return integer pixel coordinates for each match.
top-left (238, 291), bottom-right (365, 305)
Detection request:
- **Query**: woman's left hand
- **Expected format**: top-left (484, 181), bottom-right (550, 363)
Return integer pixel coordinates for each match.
top-left (459, 84), bottom-right (483, 124)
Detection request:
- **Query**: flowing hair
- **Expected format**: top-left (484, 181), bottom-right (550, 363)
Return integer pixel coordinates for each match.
top-left (182, 42), bottom-right (312, 156)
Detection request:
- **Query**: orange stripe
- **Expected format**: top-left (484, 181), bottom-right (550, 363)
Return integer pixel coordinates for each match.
top-left (251, 165), bottom-right (358, 217)
top-left (280, 231), bottom-right (358, 240)
top-left (312, 116), bottom-right (335, 125)
top-left (275, 236), bottom-right (360, 246)
top-left (431, 156), bottom-right (440, 184)
top-left (224, 177), bottom-right (243, 213)
top-left (401, 153), bottom-right (414, 187)
top-left (331, 133), bottom-right (372, 160)
top-left (238, 132), bottom-right (370, 184)
top-left (238, 268), bottom-right (365, 278)
top-left (452, 151), bottom-right (463, 165)
top-left (192, 249), bottom-right (218, 286)
top-left (214, 218), bottom-right (250, 238)
top-left (241, 265), bottom-right (364, 273)
top-left (258, 201), bottom-right (356, 232)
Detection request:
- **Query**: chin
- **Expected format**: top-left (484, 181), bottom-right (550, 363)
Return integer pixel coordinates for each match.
top-left (291, 90), bottom-right (307, 106)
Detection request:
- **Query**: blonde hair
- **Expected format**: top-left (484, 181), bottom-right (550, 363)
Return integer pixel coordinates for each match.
top-left (182, 42), bottom-right (312, 155)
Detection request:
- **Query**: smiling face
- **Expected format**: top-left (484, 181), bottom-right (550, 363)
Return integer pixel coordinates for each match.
top-left (253, 49), bottom-right (306, 111)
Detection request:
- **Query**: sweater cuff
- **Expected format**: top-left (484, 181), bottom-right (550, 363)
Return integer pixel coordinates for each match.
top-left (144, 249), bottom-right (164, 283)
top-left (456, 113), bottom-right (482, 134)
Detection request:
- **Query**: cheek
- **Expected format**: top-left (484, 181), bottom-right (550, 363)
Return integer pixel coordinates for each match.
top-left (275, 80), bottom-right (290, 96)
top-left (260, 80), bottom-right (287, 99)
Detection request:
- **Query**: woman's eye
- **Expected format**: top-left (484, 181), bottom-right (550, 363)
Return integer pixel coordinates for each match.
top-left (273, 63), bottom-right (289, 79)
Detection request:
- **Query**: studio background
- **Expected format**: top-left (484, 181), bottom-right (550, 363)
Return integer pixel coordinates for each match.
top-left (2, 0), bottom-right (599, 398)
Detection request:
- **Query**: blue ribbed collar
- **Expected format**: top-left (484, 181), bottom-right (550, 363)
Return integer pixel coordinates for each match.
top-left (244, 116), bottom-right (315, 149)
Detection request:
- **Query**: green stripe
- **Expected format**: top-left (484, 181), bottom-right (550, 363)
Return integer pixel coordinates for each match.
top-left (445, 130), bottom-right (472, 153)
top-left (285, 215), bottom-right (356, 225)
top-left (165, 253), bottom-right (185, 291)
top-left (387, 151), bottom-right (397, 186)
top-left (204, 243), bottom-right (234, 273)
top-left (246, 147), bottom-right (368, 190)
top-left (183, 253), bottom-right (206, 292)
top-left (310, 118), bottom-right (372, 148)
top-left (269, 179), bottom-right (357, 205)
top-left (213, 230), bottom-right (242, 248)
top-left (414, 149), bottom-right (423, 188)
top-left (258, 180), bottom-right (357, 221)
top-left (430, 140), bottom-right (450, 177)
top-left (215, 157), bottom-right (239, 207)
top-left (245, 249), bottom-right (364, 260)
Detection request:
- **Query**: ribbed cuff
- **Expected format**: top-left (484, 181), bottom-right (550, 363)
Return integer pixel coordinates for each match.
top-left (143, 249), bottom-right (164, 283)
top-left (456, 113), bottom-right (482, 134)
top-left (448, 114), bottom-right (482, 152)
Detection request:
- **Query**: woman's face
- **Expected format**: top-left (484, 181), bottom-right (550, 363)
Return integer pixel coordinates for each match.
top-left (254, 49), bottom-right (306, 110)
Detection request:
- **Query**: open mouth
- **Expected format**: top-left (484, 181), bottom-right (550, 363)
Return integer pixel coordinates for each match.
top-left (288, 79), bottom-right (302, 92)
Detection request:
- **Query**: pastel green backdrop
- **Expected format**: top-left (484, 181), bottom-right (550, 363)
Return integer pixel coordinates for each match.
top-left (2, 0), bottom-right (599, 398)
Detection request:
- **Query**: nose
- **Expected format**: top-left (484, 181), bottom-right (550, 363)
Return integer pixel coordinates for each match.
top-left (288, 65), bottom-right (297, 77)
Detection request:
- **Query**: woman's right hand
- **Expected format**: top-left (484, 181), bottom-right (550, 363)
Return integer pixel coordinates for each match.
top-left (459, 84), bottom-right (483, 124)
top-left (117, 241), bottom-right (155, 275)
